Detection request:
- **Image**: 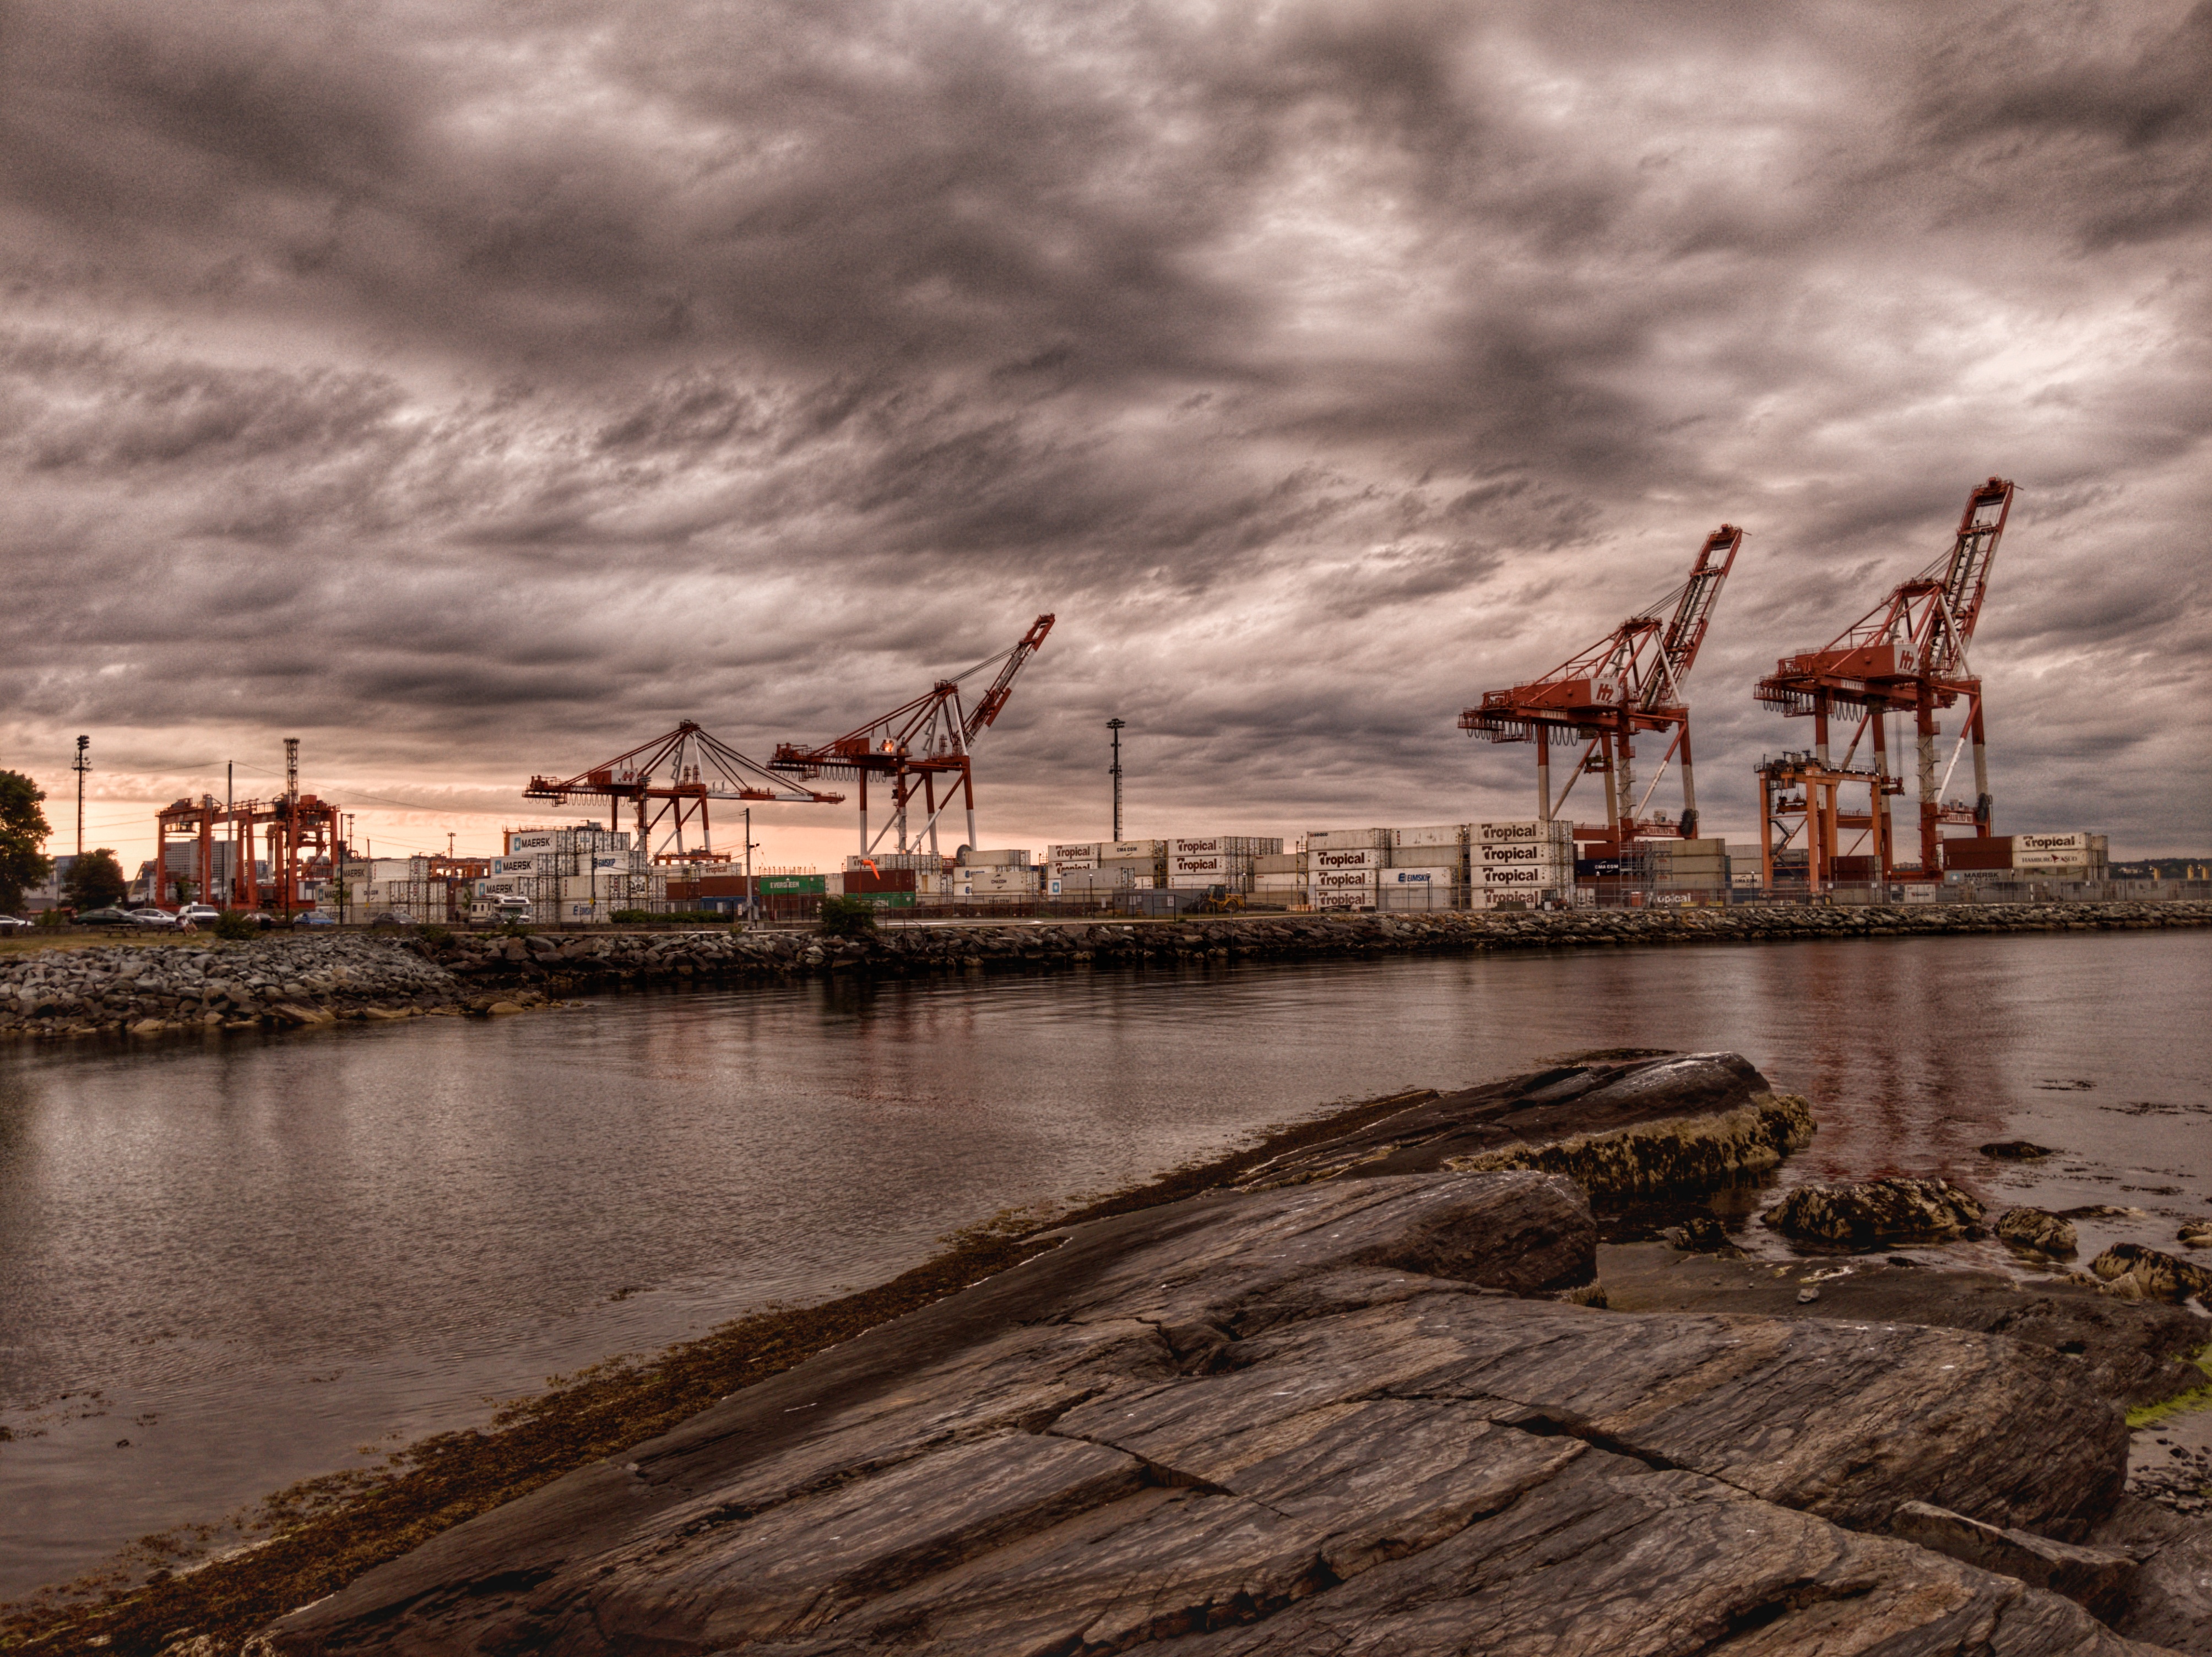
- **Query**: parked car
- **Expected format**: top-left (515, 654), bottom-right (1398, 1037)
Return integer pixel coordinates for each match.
top-left (175, 904), bottom-right (224, 928)
top-left (292, 911), bottom-right (335, 927)
top-left (128, 908), bottom-right (182, 929)
top-left (73, 907), bottom-right (136, 927)
top-left (367, 909), bottom-right (416, 928)
top-left (0, 914), bottom-right (32, 934)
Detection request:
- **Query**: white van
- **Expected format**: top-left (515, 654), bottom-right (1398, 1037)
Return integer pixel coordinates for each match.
top-left (475, 895), bottom-right (533, 926)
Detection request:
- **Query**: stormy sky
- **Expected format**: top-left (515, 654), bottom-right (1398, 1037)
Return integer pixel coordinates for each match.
top-left (3, 0), bottom-right (2208, 869)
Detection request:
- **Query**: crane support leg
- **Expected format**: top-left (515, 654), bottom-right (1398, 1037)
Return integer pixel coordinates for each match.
top-left (859, 773), bottom-right (869, 857)
top-left (1871, 712), bottom-right (1891, 880)
top-left (1916, 701), bottom-right (1938, 874)
top-left (1970, 697), bottom-right (1992, 832)
top-left (1600, 740), bottom-right (1620, 843)
top-left (963, 761), bottom-right (978, 857)
top-left (1536, 741), bottom-right (1551, 826)
top-left (1677, 726), bottom-right (1698, 841)
top-left (1813, 694), bottom-right (1831, 768)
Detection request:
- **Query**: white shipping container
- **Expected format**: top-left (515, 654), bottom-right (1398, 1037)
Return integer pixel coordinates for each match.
top-left (1049, 857), bottom-right (1099, 874)
top-left (1313, 887), bottom-right (1370, 911)
top-left (1475, 820), bottom-right (1575, 847)
top-left (1391, 844), bottom-right (1464, 869)
top-left (1396, 824), bottom-right (1465, 848)
top-left (1104, 840), bottom-right (1165, 860)
top-left (1378, 868), bottom-right (1441, 885)
top-left (1310, 868), bottom-right (1378, 893)
top-left (1253, 873), bottom-right (1306, 890)
top-left (1047, 843), bottom-right (1100, 861)
top-left (1481, 865), bottom-right (1568, 890)
top-left (1306, 828), bottom-right (1393, 850)
top-left (1168, 872), bottom-right (1251, 889)
top-left (965, 848), bottom-right (1032, 868)
top-left (2014, 831), bottom-right (2088, 853)
top-left (1476, 842), bottom-right (1572, 869)
top-left (1310, 846), bottom-right (1388, 871)
top-left (1170, 852), bottom-right (1251, 876)
top-left (2010, 849), bottom-right (2091, 869)
top-left (1250, 852), bottom-right (1303, 875)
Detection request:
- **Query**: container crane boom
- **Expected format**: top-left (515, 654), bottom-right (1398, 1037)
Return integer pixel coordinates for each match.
top-left (772, 615), bottom-right (1056, 857)
top-left (1461, 523), bottom-right (1742, 851)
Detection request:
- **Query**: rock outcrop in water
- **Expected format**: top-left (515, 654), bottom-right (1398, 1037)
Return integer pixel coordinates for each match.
top-left (2000, 1206), bottom-right (2083, 1257)
top-left (1764, 1175), bottom-right (1988, 1247)
top-left (268, 1055), bottom-right (2182, 1656)
top-left (2091, 1244), bottom-right (2212, 1305)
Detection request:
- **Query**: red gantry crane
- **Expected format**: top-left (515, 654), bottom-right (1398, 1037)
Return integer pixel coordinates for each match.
top-left (770, 615), bottom-right (1055, 857)
top-left (1753, 476), bottom-right (2012, 891)
top-left (154, 737), bottom-right (339, 916)
top-left (1461, 525), bottom-right (1742, 853)
top-left (523, 722), bottom-right (843, 860)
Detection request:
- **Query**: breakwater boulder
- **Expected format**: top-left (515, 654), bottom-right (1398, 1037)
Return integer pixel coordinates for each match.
top-left (1999, 1206), bottom-right (2083, 1257)
top-left (426, 898), bottom-right (2212, 993)
top-left (270, 1162), bottom-right (2164, 1655)
top-left (0, 934), bottom-right (465, 1040)
top-left (2091, 1243), bottom-right (2212, 1305)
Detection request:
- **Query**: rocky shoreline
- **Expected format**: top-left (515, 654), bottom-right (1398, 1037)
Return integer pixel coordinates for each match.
top-left (261, 1051), bottom-right (2212, 1656)
top-left (2, 901), bottom-right (2204, 1044)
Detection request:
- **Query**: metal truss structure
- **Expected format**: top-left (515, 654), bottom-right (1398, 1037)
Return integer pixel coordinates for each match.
top-left (1754, 476), bottom-right (2013, 889)
top-left (1461, 526), bottom-right (1742, 853)
top-left (524, 722), bottom-right (843, 860)
top-left (770, 615), bottom-right (1055, 857)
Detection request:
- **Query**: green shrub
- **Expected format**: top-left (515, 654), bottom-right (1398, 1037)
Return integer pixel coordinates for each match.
top-left (32, 909), bottom-right (66, 929)
top-left (817, 895), bottom-right (877, 938)
top-left (419, 925), bottom-right (453, 947)
top-left (213, 909), bottom-right (260, 941)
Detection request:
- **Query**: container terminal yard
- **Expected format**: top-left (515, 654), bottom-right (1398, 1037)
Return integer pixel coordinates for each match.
top-left (17, 475), bottom-right (2205, 928)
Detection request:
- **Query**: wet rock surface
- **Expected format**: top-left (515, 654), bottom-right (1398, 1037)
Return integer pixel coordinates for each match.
top-left (2093, 1244), bottom-right (2212, 1306)
top-left (1766, 1175), bottom-right (1989, 1248)
top-left (2003, 1205), bottom-right (2084, 1258)
top-left (269, 1059), bottom-right (2185, 1655)
top-left (1987, 1140), bottom-right (2062, 1161)
top-left (1233, 1049), bottom-right (1815, 1201)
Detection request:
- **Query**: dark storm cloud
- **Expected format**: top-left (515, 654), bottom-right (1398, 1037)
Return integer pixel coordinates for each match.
top-left (2, 0), bottom-right (2208, 856)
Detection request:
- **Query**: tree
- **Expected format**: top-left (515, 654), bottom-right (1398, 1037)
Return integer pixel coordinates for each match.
top-left (816, 894), bottom-right (878, 937)
top-left (0, 770), bottom-right (53, 913)
top-left (62, 848), bottom-right (127, 911)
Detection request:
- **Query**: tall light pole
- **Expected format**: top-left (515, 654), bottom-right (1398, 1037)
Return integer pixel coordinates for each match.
top-left (1106, 719), bottom-right (1125, 842)
top-left (72, 735), bottom-right (90, 858)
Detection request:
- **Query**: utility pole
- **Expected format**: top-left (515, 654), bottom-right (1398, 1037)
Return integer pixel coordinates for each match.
top-left (1107, 718), bottom-right (1125, 842)
top-left (72, 735), bottom-right (90, 857)
top-left (225, 761), bottom-right (235, 908)
top-left (744, 805), bottom-right (756, 924)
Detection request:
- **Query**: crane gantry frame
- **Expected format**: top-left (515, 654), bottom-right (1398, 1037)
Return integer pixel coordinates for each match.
top-left (1753, 476), bottom-right (2012, 890)
top-left (770, 615), bottom-right (1055, 857)
top-left (1461, 525), bottom-right (1742, 854)
top-left (523, 722), bottom-right (843, 861)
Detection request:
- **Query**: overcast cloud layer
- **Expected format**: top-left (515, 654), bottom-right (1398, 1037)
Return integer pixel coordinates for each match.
top-left (3, 0), bottom-right (2208, 865)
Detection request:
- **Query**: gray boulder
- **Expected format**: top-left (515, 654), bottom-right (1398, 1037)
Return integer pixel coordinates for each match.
top-left (1999, 1206), bottom-right (2082, 1258)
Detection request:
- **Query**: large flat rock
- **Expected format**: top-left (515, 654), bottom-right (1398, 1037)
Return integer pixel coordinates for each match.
top-left (272, 1161), bottom-right (2170, 1656)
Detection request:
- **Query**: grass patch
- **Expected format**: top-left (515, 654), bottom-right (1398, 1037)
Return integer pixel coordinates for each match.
top-left (0, 1084), bottom-right (1439, 1655)
top-left (2126, 1342), bottom-right (2212, 1429)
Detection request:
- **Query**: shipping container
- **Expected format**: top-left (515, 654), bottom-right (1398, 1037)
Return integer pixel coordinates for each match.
top-left (1252, 872), bottom-right (1306, 890)
top-left (1390, 844), bottom-right (1464, 869)
top-left (1310, 868), bottom-right (1378, 893)
top-left (1104, 840), bottom-right (1166, 860)
top-left (1305, 827), bottom-right (1394, 850)
top-left (1168, 835), bottom-right (1282, 857)
top-left (1481, 865), bottom-right (1568, 889)
top-left (1378, 868), bottom-right (1441, 885)
top-left (1047, 843), bottom-right (1101, 862)
top-left (964, 848), bottom-right (1032, 868)
top-left (2014, 831), bottom-right (2088, 853)
top-left (1313, 887), bottom-right (1371, 911)
top-left (1310, 846), bottom-right (1388, 871)
top-left (1250, 852), bottom-right (1303, 875)
top-left (1049, 856), bottom-right (1099, 874)
top-left (757, 874), bottom-right (827, 895)
top-left (1475, 842), bottom-right (1573, 869)
top-left (1395, 824), bottom-right (1465, 848)
top-left (1474, 820), bottom-right (1575, 847)
top-left (848, 868), bottom-right (920, 894)
top-left (1942, 837), bottom-right (2013, 871)
top-left (1170, 852), bottom-right (1253, 876)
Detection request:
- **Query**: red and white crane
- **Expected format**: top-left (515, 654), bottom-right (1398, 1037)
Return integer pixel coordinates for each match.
top-left (1461, 525), bottom-right (1742, 851)
top-left (1753, 476), bottom-right (2012, 888)
top-left (771, 615), bottom-right (1055, 857)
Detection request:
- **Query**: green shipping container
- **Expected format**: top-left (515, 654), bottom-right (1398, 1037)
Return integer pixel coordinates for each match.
top-left (757, 874), bottom-right (828, 895)
top-left (854, 891), bottom-right (915, 909)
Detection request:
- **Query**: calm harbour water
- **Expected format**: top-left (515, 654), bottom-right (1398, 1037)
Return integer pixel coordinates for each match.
top-left (1, 927), bottom-right (2207, 1595)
